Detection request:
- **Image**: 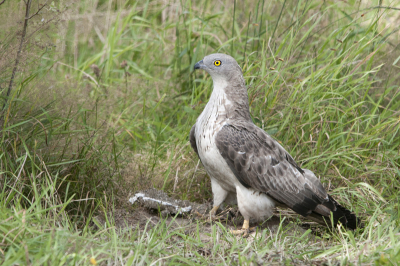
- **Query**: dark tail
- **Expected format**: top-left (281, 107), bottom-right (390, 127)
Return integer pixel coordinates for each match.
top-left (308, 195), bottom-right (363, 230)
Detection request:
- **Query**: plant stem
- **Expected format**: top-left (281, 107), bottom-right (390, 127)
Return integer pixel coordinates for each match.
top-left (231, 0), bottom-right (236, 55)
top-left (271, 0), bottom-right (287, 40)
top-left (2, 0), bottom-right (32, 113)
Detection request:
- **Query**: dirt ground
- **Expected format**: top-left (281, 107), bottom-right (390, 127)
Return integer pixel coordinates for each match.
top-left (94, 188), bottom-right (323, 241)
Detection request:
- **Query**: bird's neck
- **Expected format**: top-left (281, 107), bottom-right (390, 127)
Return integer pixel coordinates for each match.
top-left (209, 78), bottom-right (252, 122)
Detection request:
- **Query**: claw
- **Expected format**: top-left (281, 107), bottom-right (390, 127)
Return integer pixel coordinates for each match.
top-left (209, 205), bottom-right (219, 219)
top-left (230, 220), bottom-right (255, 237)
top-left (230, 228), bottom-right (250, 237)
top-left (195, 205), bottom-right (224, 221)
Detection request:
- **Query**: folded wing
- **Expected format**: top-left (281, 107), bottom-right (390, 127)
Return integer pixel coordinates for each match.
top-left (215, 122), bottom-right (361, 229)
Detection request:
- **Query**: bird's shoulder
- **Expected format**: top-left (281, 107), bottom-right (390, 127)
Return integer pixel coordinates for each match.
top-left (215, 120), bottom-right (306, 191)
top-left (217, 120), bottom-right (298, 165)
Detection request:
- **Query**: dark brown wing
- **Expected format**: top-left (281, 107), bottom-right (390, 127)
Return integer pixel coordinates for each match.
top-left (215, 123), bottom-right (362, 229)
top-left (215, 123), bottom-right (329, 217)
top-left (189, 125), bottom-right (199, 156)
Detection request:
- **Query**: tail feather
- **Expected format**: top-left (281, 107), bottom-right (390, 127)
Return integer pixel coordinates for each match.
top-left (310, 194), bottom-right (362, 230)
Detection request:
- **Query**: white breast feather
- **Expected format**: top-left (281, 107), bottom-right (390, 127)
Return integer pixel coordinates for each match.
top-left (195, 79), bottom-right (236, 191)
top-left (195, 76), bottom-right (276, 222)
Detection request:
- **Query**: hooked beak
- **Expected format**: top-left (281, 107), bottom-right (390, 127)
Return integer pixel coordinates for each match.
top-left (194, 60), bottom-right (205, 70)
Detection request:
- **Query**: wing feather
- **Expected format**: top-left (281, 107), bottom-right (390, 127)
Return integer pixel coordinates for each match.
top-left (189, 125), bottom-right (199, 156)
top-left (215, 123), bottom-right (328, 217)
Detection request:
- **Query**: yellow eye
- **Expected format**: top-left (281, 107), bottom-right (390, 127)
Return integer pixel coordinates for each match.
top-left (214, 60), bottom-right (221, 66)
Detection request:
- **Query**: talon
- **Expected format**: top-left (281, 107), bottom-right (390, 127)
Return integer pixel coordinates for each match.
top-left (209, 205), bottom-right (219, 217)
top-left (230, 219), bottom-right (252, 237)
top-left (208, 206), bottom-right (227, 222)
top-left (195, 211), bottom-right (205, 218)
top-left (195, 205), bottom-right (225, 221)
top-left (230, 228), bottom-right (250, 237)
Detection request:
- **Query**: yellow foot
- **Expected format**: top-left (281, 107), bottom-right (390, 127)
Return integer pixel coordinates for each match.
top-left (208, 205), bottom-right (220, 220)
top-left (230, 228), bottom-right (250, 237)
top-left (230, 220), bottom-right (256, 237)
top-left (195, 205), bottom-right (226, 221)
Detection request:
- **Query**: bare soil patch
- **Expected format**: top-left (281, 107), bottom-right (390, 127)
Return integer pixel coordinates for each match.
top-left (94, 188), bottom-right (323, 242)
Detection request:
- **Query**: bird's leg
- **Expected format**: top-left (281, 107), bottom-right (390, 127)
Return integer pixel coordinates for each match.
top-left (209, 205), bottom-right (220, 219)
top-left (231, 219), bottom-right (249, 235)
top-left (195, 205), bottom-right (225, 221)
top-left (231, 220), bottom-right (256, 237)
top-left (194, 177), bottom-right (229, 221)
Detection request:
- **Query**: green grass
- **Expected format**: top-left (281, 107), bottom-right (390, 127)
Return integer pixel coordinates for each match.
top-left (1, 0), bottom-right (400, 264)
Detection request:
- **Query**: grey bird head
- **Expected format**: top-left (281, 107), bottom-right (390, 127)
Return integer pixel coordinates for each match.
top-left (194, 53), bottom-right (243, 83)
top-left (194, 53), bottom-right (252, 122)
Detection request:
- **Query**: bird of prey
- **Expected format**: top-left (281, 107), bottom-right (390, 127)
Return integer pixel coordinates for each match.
top-left (190, 53), bottom-right (361, 235)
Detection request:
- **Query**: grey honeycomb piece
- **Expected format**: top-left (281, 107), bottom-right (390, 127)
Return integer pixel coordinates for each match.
top-left (129, 188), bottom-right (209, 216)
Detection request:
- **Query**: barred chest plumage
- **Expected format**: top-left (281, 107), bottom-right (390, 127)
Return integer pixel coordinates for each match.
top-left (194, 81), bottom-right (237, 192)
